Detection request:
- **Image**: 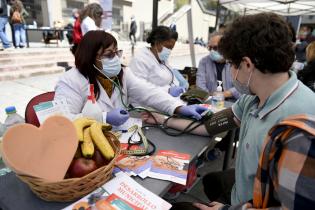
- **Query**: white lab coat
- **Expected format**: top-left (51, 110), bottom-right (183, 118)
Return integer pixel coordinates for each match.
top-left (81, 16), bottom-right (97, 35)
top-left (129, 47), bottom-right (180, 93)
top-left (54, 67), bottom-right (184, 121)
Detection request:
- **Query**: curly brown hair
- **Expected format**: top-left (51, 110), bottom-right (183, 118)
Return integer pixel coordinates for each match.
top-left (218, 13), bottom-right (294, 73)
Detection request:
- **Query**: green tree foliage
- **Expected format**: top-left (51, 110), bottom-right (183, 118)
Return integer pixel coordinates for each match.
top-left (202, 0), bottom-right (218, 11)
top-left (174, 0), bottom-right (189, 11)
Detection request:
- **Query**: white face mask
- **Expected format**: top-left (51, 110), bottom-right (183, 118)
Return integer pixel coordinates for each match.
top-left (157, 46), bottom-right (171, 62)
top-left (232, 65), bottom-right (254, 95)
top-left (98, 55), bottom-right (121, 78)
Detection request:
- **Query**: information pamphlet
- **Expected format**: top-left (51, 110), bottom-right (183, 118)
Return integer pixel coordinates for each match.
top-left (148, 150), bottom-right (190, 185)
top-left (116, 154), bottom-right (151, 177)
top-left (63, 172), bottom-right (172, 210)
top-left (115, 150), bottom-right (190, 185)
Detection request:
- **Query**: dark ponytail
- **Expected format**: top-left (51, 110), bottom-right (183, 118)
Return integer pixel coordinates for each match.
top-left (146, 25), bottom-right (178, 46)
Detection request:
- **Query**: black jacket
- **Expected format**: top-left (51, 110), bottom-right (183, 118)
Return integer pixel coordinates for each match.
top-left (130, 20), bottom-right (137, 34)
top-left (297, 60), bottom-right (315, 92)
top-left (0, 0), bottom-right (8, 17)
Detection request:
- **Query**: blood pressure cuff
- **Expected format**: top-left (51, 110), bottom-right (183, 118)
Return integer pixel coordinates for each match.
top-left (204, 108), bottom-right (238, 135)
top-left (180, 88), bottom-right (210, 104)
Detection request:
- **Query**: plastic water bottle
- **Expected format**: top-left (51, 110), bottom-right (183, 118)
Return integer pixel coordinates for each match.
top-left (4, 106), bottom-right (25, 129)
top-left (82, 84), bottom-right (103, 122)
top-left (211, 81), bottom-right (225, 110)
top-left (0, 122), bottom-right (6, 137)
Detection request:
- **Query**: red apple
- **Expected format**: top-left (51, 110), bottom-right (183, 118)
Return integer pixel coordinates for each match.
top-left (92, 149), bottom-right (107, 168)
top-left (69, 158), bottom-right (97, 178)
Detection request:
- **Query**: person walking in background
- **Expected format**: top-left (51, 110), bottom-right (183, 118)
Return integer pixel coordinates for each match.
top-left (129, 15), bottom-right (137, 44)
top-left (0, 0), bottom-right (12, 50)
top-left (80, 3), bottom-right (103, 36)
top-left (10, 0), bottom-right (28, 48)
top-left (169, 19), bottom-right (176, 32)
top-left (70, 8), bottom-right (82, 55)
top-left (298, 41), bottom-right (315, 92)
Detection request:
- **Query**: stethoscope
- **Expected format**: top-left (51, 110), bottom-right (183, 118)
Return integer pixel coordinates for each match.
top-left (150, 47), bottom-right (176, 86)
top-left (93, 64), bottom-right (157, 156)
top-left (161, 62), bottom-right (176, 86)
top-left (93, 64), bottom-right (130, 110)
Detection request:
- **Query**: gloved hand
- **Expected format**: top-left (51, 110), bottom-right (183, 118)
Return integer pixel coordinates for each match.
top-left (169, 86), bottom-right (185, 97)
top-left (106, 108), bottom-right (129, 126)
top-left (177, 105), bottom-right (208, 120)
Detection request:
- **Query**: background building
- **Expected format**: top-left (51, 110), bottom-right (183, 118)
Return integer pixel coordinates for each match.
top-left (20, 0), bottom-right (215, 43)
top-left (161, 0), bottom-right (216, 43)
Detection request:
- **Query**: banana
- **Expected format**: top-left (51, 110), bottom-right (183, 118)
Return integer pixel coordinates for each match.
top-left (81, 127), bottom-right (94, 158)
top-left (101, 123), bottom-right (112, 132)
top-left (90, 122), bottom-right (115, 160)
top-left (73, 118), bottom-right (96, 142)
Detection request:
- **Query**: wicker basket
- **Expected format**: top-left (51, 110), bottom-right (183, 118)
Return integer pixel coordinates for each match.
top-left (17, 131), bottom-right (120, 202)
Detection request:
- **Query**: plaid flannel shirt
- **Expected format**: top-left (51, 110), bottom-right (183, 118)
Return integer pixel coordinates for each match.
top-left (225, 114), bottom-right (315, 210)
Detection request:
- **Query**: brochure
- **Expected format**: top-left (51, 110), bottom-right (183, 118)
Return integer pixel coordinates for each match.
top-left (63, 172), bottom-right (172, 210)
top-left (148, 150), bottom-right (190, 185)
top-left (33, 99), bottom-right (71, 124)
top-left (115, 153), bottom-right (151, 178)
top-left (115, 150), bottom-right (190, 185)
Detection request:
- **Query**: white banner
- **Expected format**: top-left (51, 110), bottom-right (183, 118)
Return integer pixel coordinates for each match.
top-left (99, 0), bottom-right (112, 31)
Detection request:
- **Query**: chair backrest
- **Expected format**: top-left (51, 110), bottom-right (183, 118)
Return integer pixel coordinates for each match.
top-left (25, 92), bottom-right (55, 127)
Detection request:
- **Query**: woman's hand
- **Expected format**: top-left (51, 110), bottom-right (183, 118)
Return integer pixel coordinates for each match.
top-left (193, 202), bottom-right (224, 210)
top-left (141, 112), bottom-right (166, 125)
top-left (169, 86), bottom-right (185, 97)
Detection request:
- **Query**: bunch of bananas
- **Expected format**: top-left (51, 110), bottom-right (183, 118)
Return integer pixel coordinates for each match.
top-left (73, 117), bottom-right (114, 160)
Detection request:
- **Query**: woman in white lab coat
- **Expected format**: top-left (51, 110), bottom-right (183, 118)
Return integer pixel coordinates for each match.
top-left (129, 26), bottom-right (186, 98)
top-left (54, 31), bottom-right (207, 126)
top-left (80, 3), bottom-right (103, 35)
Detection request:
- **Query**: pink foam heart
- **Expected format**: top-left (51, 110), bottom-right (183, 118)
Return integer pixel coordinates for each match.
top-left (1, 116), bottom-right (78, 182)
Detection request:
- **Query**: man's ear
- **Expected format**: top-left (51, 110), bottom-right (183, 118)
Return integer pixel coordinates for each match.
top-left (242, 57), bottom-right (255, 73)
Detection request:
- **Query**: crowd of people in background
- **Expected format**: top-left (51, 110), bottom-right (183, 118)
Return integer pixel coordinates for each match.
top-left (0, 0), bottom-right (27, 49)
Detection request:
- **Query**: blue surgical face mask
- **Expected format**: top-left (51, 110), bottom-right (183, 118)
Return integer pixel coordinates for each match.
top-left (99, 56), bottom-right (121, 78)
top-left (158, 46), bottom-right (171, 62)
top-left (232, 66), bottom-right (254, 95)
top-left (209, 50), bottom-right (224, 62)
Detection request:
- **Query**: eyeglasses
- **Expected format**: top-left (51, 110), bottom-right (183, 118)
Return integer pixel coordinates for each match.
top-left (208, 45), bottom-right (218, 51)
top-left (101, 49), bottom-right (123, 59)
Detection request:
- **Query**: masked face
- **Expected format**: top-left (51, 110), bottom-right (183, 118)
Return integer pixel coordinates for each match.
top-left (157, 46), bottom-right (172, 62)
top-left (209, 50), bottom-right (224, 62)
top-left (98, 55), bottom-right (121, 78)
top-left (232, 64), bottom-right (254, 95)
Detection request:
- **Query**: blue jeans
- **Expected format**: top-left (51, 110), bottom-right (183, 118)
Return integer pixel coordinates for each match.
top-left (0, 17), bottom-right (11, 48)
top-left (13, 23), bottom-right (26, 47)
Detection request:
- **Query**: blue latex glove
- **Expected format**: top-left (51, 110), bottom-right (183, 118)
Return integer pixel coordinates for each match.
top-left (106, 108), bottom-right (129, 126)
top-left (177, 105), bottom-right (208, 120)
top-left (169, 86), bottom-right (185, 97)
top-left (172, 68), bottom-right (189, 90)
